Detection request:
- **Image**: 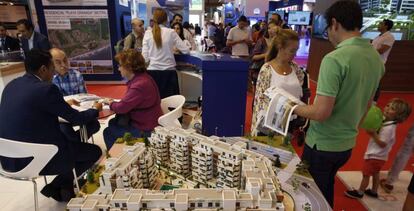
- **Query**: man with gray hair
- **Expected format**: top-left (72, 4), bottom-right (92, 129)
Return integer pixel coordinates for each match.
top-left (123, 18), bottom-right (145, 51)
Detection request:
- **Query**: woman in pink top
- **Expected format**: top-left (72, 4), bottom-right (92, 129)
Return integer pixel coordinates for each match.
top-left (103, 49), bottom-right (162, 149)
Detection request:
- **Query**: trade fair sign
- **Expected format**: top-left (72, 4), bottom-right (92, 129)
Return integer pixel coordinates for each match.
top-left (44, 9), bottom-right (113, 74)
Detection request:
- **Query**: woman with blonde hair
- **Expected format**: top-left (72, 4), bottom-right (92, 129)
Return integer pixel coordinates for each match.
top-left (142, 8), bottom-right (190, 98)
top-left (251, 28), bottom-right (305, 136)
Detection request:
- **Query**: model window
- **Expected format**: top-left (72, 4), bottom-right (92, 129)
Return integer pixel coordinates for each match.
top-left (190, 203), bottom-right (195, 207)
top-left (114, 203), bottom-right (119, 207)
top-left (208, 202), bottom-right (213, 207)
top-left (198, 202), bottom-right (203, 207)
top-left (236, 202), bottom-right (240, 207)
top-left (99, 209), bottom-right (103, 211)
top-left (215, 202), bottom-right (220, 207)
top-left (142, 203), bottom-right (147, 208)
top-left (122, 203), bottom-right (127, 207)
top-left (170, 203), bottom-right (175, 207)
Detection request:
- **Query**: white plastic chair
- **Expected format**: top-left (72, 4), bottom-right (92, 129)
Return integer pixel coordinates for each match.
top-left (0, 138), bottom-right (58, 211)
top-left (158, 95), bottom-right (186, 128)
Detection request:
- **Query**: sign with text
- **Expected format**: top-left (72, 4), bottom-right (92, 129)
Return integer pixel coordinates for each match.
top-left (45, 9), bottom-right (113, 74)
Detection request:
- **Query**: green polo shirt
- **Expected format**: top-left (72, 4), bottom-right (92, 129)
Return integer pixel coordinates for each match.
top-left (306, 37), bottom-right (385, 152)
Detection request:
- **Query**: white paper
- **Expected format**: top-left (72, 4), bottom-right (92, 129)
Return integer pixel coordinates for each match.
top-left (263, 87), bottom-right (305, 136)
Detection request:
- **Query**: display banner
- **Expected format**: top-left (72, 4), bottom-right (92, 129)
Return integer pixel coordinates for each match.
top-left (45, 9), bottom-right (113, 74)
top-left (42, 0), bottom-right (107, 6)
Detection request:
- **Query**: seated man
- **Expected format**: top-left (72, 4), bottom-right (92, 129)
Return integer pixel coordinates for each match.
top-left (51, 48), bottom-right (87, 96)
top-left (50, 48), bottom-right (99, 143)
top-left (0, 49), bottom-right (102, 202)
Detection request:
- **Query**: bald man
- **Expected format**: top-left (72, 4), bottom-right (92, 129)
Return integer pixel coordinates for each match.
top-left (50, 48), bottom-right (100, 143)
top-left (51, 48), bottom-right (87, 96)
top-left (124, 18), bottom-right (145, 51)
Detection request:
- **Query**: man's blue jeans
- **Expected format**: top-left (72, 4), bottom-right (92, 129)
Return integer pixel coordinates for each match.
top-left (302, 144), bottom-right (352, 208)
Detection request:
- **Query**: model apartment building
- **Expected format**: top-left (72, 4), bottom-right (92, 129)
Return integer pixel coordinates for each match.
top-left (68, 126), bottom-right (285, 211)
top-left (99, 143), bottom-right (158, 193)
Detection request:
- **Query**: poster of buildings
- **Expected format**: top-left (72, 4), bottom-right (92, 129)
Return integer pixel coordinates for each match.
top-left (44, 9), bottom-right (113, 74)
top-left (42, 0), bottom-right (107, 6)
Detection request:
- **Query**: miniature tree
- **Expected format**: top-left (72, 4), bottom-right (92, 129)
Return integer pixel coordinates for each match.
top-left (291, 178), bottom-right (299, 192)
top-left (282, 134), bottom-right (291, 146)
top-left (302, 202), bottom-right (311, 211)
top-left (87, 170), bottom-right (95, 183)
top-left (123, 132), bottom-right (134, 145)
top-left (274, 155), bottom-right (282, 168)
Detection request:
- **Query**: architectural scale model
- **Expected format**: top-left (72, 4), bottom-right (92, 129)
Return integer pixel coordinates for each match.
top-left (67, 126), bottom-right (286, 211)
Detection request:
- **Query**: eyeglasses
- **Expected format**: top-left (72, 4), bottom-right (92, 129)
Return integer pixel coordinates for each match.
top-left (323, 25), bottom-right (330, 38)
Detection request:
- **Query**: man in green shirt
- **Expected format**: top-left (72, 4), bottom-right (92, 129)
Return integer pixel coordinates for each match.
top-left (294, 1), bottom-right (384, 208)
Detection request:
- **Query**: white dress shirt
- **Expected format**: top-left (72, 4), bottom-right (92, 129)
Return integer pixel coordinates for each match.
top-left (372, 31), bottom-right (395, 63)
top-left (142, 25), bottom-right (190, 70)
top-left (28, 31), bottom-right (35, 50)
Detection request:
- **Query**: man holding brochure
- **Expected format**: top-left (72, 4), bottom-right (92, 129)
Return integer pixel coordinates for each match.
top-left (293, 1), bottom-right (384, 208)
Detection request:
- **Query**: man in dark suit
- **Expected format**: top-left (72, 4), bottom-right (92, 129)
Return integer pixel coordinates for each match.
top-left (0, 49), bottom-right (102, 201)
top-left (0, 23), bottom-right (20, 51)
top-left (16, 19), bottom-right (51, 54)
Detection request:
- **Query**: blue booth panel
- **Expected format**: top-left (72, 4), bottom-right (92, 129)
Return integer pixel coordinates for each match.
top-left (175, 53), bottom-right (249, 137)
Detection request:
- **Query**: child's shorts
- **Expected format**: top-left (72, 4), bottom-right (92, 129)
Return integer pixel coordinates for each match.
top-left (362, 159), bottom-right (386, 176)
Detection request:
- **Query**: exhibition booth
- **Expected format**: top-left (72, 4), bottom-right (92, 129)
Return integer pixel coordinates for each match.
top-left (0, 0), bottom-right (414, 211)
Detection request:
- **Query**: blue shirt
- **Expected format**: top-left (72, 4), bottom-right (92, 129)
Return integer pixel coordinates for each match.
top-left (52, 69), bottom-right (87, 96)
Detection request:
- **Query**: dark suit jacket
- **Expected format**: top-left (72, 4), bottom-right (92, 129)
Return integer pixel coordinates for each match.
top-left (0, 74), bottom-right (98, 173)
top-left (0, 36), bottom-right (20, 51)
top-left (21, 31), bottom-right (51, 53)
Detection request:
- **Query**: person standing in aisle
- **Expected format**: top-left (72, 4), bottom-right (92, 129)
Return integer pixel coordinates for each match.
top-left (123, 18), bottom-right (145, 51)
top-left (226, 15), bottom-right (252, 57)
top-left (142, 8), bottom-right (190, 99)
top-left (372, 19), bottom-right (395, 102)
top-left (293, 1), bottom-right (384, 208)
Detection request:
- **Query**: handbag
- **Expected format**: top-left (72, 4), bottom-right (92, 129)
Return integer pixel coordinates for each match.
top-left (114, 113), bottom-right (131, 127)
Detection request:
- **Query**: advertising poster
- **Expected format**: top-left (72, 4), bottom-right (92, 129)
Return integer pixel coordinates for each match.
top-left (42, 0), bottom-right (107, 6)
top-left (45, 10), bottom-right (113, 74)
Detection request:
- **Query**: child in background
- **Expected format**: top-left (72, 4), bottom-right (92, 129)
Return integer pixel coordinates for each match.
top-left (345, 98), bottom-right (411, 199)
top-left (380, 122), bottom-right (414, 193)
